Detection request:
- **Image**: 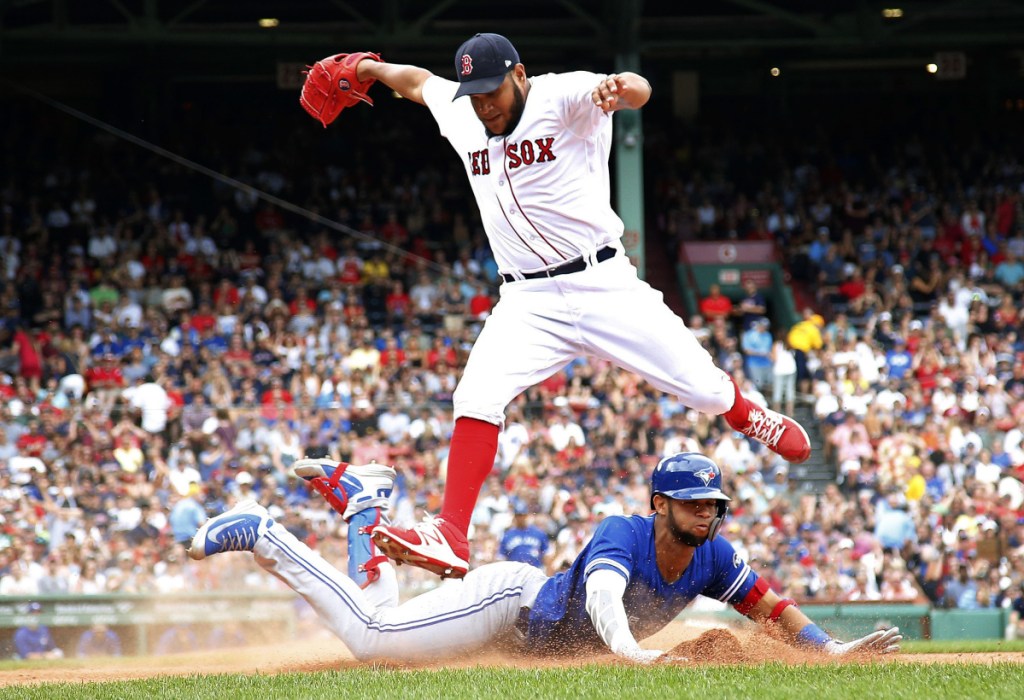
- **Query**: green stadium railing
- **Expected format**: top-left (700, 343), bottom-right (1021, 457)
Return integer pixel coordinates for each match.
top-left (0, 593), bottom-right (296, 656)
top-left (678, 602), bottom-right (1010, 642)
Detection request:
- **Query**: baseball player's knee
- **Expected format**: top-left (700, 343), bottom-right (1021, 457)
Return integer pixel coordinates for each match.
top-left (452, 392), bottom-right (505, 425)
top-left (685, 371), bottom-right (735, 415)
top-left (343, 631), bottom-right (389, 661)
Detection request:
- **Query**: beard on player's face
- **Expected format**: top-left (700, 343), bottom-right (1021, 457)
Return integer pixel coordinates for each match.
top-left (665, 502), bottom-right (709, 548)
top-left (480, 77), bottom-right (527, 138)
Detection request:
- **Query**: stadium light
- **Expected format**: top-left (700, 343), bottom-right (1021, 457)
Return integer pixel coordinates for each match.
top-left (882, 8), bottom-right (904, 19)
top-left (770, 67), bottom-right (781, 77)
top-left (926, 63), bottom-right (938, 74)
top-left (259, 18), bottom-right (280, 28)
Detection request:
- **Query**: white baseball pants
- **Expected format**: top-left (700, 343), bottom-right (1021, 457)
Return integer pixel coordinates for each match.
top-left (454, 254), bottom-right (734, 425)
top-left (253, 522), bottom-right (548, 661)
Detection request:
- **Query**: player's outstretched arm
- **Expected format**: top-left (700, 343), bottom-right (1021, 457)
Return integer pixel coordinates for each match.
top-left (591, 72), bottom-right (652, 113)
top-left (746, 588), bottom-right (902, 655)
top-left (357, 60), bottom-right (434, 106)
top-left (584, 569), bottom-right (664, 663)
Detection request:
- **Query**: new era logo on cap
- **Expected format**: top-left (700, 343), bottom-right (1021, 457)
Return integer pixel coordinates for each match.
top-left (453, 33), bottom-right (520, 99)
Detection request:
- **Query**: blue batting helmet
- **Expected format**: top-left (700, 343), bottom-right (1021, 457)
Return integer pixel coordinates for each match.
top-left (650, 453), bottom-right (731, 540)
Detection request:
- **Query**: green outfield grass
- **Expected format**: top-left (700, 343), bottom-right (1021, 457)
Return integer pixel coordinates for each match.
top-left (3, 662), bottom-right (1024, 700)
top-left (901, 639), bottom-right (1024, 653)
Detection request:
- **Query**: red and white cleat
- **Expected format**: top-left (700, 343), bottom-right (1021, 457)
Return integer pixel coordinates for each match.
top-left (371, 516), bottom-right (470, 579)
top-left (734, 404), bottom-right (811, 464)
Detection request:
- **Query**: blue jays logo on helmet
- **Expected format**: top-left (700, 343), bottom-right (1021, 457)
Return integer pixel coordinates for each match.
top-left (650, 453), bottom-right (730, 509)
top-left (693, 467), bottom-right (715, 487)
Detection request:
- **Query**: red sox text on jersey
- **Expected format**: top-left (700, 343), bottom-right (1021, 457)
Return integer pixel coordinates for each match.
top-left (468, 137), bottom-right (556, 175)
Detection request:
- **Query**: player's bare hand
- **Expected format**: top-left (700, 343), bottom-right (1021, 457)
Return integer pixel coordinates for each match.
top-left (592, 74), bottom-right (628, 112)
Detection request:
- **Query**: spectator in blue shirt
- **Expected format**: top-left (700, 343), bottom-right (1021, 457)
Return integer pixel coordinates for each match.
top-left (499, 504), bottom-right (550, 570)
top-left (874, 493), bottom-right (918, 550)
top-left (943, 564), bottom-right (980, 610)
top-left (741, 318), bottom-right (774, 390)
top-left (13, 603), bottom-right (64, 660)
top-left (884, 337), bottom-right (913, 381)
top-left (995, 250), bottom-right (1024, 288)
top-left (169, 484), bottom-right (207, 547)
top-left (155, 625), bottom-right (199, 655)
top-left (76, 623), bottom-right (122, 658)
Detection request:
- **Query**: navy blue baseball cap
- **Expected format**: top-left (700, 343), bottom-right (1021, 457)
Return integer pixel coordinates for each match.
top-left (453, 33), bottom-right (520, 99)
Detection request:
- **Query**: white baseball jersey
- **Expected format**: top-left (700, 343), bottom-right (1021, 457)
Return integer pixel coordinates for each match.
top-left (422, 72), bottom-right (623, 275)
top-left (420, 70), bottom-right (734, 426)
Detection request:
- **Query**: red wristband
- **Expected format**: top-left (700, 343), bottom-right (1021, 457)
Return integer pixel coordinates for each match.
top-left (769, 598), bottom-right (796, 622)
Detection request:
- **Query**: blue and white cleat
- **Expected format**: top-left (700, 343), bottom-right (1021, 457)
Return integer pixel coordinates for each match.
top-left (188, 499), bottom-right (273, 560)
top-left (292, 459), bottom-right (396, 521)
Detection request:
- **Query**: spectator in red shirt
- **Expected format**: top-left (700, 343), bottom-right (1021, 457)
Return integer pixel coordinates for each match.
top-left (222, 334), bottom-right (252, 367)
top-left (260, 377), bottom-right (294, 408)
top-left (84, 354), bottom-right (125, 393)
top-left (385, 280), bottom-right (412, 328)
top-left (12, 326), bottom-right (44, 394)
top-left (838, 265), bottom-right (866, 302)
top-left (140, 239), bottom-right (166, 273)
top-left (288, 287), bottom-right (317, 317)
top-left (212, 279), bottom-right (240, 309)
top-left (379, 337), bottom-right (406, 367)
top-left (379, 210), bottom-right (409, 247)
top-left (15, 419), bottom-right (48, 457)
top-left (254, 203), bottom-right (285, 234)
top-left (337, 246), bottom-right (364, 286)
top-left (237, 239), bottom-right (262, 274)
top-left (424, 337), bottom-right (458, 371)
top-left (935, 208), bottom-right (965, 263)
top-left (468, 283), bottom-right (494, 320)
top-left (699, 283), bottom-right (733, 322)
top-left (190, 301), bottom-right (217, 334)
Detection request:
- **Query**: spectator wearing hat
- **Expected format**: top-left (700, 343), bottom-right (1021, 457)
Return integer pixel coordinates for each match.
top-left (884, 336), bottom-right (913, 382)
top-left (13, 603), bottom-right (63, 660)
top-left (498, 502), bottom-right (550, 570)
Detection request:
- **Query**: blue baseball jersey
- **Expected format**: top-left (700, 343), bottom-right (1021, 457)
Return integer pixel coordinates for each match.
top-left (525, 514), bottom-right (759, 654)
top-left (500, 526), bottom-right (550, 568)
top-left (14, 625), bottom-right (58, 658)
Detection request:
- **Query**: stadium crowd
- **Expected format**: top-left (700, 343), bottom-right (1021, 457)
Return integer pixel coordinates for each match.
top-left (2, 98), bottom-right (1024, 654)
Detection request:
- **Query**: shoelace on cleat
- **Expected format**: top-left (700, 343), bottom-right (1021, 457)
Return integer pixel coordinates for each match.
top-left (740, 408), bottom-right (785, 448)
top-left (219, 523), bottom-right (259, 551)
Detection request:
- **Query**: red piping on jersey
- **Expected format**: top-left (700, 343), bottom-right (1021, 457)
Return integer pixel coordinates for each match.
top-left (733, 576), bottom-right (769, 615)
top-left (496, 194), bottom-right (549, 266)
top-left (503, 137), bottom-right (568, 260)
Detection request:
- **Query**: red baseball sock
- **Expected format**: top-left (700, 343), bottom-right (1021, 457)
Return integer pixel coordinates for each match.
top-left (721, 376), bottom-right (750, 430)
top-left (440, 417), bottom-right (500, 535)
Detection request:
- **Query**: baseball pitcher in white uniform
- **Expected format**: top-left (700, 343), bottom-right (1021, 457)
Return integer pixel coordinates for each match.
top-left (303, 33), bottom-right (811, 579)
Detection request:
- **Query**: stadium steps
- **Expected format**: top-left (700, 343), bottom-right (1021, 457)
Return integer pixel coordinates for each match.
top-left (787, 404), bottom-right (836, 494)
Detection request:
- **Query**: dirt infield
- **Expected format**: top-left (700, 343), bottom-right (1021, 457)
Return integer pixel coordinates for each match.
top-left (0, 622), bottom-right (1019, 687)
